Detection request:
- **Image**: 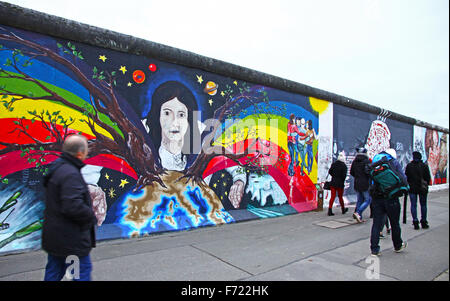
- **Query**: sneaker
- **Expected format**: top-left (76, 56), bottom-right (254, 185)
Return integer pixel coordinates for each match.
top-left (353, 212), bottom-right (362, 223)
top-left (395, 242), bottom-right (407, 253)
top-left (379, 233), bottom-right (385, 239)
top-left (371, 251), bottom-right (381, 257)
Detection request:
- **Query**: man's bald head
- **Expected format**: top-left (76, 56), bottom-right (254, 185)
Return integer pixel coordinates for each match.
top-left (63, 135), bottom-right (89, 161)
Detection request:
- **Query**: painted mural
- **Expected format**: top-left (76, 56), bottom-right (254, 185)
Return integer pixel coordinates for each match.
top-left (332, 105), bottom-right (414, 199)
top-left (414, 126), bottom-right (448, 185)
top-left (0, 25), bottom-right (327, 254)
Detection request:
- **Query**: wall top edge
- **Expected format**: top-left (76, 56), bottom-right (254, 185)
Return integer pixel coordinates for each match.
top-left (0, 1), bottom-right (448, 134)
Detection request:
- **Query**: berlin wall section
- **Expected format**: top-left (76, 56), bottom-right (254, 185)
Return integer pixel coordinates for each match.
top-left (0, 2), bottom-right (448, 255)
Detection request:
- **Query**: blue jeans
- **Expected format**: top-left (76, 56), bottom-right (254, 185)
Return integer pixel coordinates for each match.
top-left (355, 190), bottom-right (372, 217)
top-left (296, 143), bottom-right (306, 174)
top-left (409, 193), bottom-right (428, 222)
top-left (370, 198), bottom-right (403, 253)
top-left (44, 254), bottom-right (92, 281)
top-left (288, 142), bottom-right (296, 176)
top-left (306, 144), bottom-right (313, 173)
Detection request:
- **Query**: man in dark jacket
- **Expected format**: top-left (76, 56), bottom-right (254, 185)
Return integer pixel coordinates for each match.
top-left (350, 147), bottom-right (371, 222)
top-left (405, 151), bottom-right (431, 230)
top-left (369, 148), bottom-right (408, 256)
top-left (42, 135), bottom-right (97, 281)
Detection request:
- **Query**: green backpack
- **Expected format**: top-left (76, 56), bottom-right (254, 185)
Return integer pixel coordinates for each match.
top-left (369, 157), bottom-right (409, 199)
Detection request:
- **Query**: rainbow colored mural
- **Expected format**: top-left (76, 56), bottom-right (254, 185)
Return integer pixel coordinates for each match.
top-left (0, 22), bottom-right (447, 255)
top-left (0, 25), bottom-right (328, 254)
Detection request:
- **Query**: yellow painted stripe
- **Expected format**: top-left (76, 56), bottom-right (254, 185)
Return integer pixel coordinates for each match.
top-left (0, 96), bottom-right (114, 140)
top-left (309, 97), bottom-right (330, 114)
top-left (214, 123), bottom-right (288, 154)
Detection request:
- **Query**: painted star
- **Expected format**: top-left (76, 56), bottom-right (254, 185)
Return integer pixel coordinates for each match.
top-left (196, 75), bottom-right (203, 84)
top-left (99, 55), bottom-right (107, 62)
top-left (127, 82), bottom-right (133, 87)
top-left (213, 183), bottom-right (217, 188)
top-left (105, 173), bottom-right (110, 180)
top-left (220, 91), bottom-right (225, 97)
top-left (119, 179), bottom-right (129, 188)
top-left (108, 187), bottom-right (116, 198)
top-left (208, 99), bottom-right (213, 106)
top-left (119, 66), bottom-right (127, 74)
top-left (233, 80), bottom-right (238, 85)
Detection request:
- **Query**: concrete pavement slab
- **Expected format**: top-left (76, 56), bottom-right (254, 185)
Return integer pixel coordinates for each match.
top-left (354, 224), bottom-right (449, 281)
top-left (245, 255), bottom-right (397, 281)
top-left (0, 190), bottom-right (447, 282)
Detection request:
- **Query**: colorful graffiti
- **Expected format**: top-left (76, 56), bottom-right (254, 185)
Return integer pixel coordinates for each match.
top-left (0, 25), bottom-right (326, 254)
top-left (332, 105), bottom-right (414, 200)
top-left (414, 126), bottom-right (448, 185)
top-left (0, 24), bottom-right (447, 255)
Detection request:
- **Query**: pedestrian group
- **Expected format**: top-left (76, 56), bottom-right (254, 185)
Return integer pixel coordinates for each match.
top-left (326, 147), bottom-right (432, 256)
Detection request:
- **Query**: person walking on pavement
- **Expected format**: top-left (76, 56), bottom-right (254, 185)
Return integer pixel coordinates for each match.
top-left (405, 151), bottom-right (432, 230)
top-left (42, 135), bottom-right (97, 281)
top-left (327, 152), bottom-right (349, 216)
top-left (369, 148), bottom-right (408, 256)
top-left (379, 216), bottom-right (391, 238)
top-left (350, 147), bottom-right (372, 223)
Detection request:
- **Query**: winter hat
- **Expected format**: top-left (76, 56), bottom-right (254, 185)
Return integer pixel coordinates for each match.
top-left (337, 152), bottom-right (346, 162)
top-left (385, 148), bottom-right (397, 159)
top-left (412, 151), bottom-right (422, 161)
top-left (356, 147), bottom-right (367, 154)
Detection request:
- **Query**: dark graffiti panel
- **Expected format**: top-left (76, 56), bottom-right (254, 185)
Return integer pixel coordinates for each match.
top-left (333, 105), bottom-right (414, 195)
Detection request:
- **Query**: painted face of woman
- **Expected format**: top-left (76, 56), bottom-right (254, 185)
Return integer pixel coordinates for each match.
top-left (160, 97), bottom-right (189, 144)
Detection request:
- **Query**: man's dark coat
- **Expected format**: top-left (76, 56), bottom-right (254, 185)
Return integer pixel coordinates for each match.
top-left (42, 152), bottom-right (97, 257)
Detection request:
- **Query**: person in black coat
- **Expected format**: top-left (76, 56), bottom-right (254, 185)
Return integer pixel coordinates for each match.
top-left (327, 152), bottom-right (349, 216)
top-left (405, 151), bottom-right (432, 229)
top-left (350, 147), bottom-right (372, 222)
top-left (42, 135), bottom-right (97, 281)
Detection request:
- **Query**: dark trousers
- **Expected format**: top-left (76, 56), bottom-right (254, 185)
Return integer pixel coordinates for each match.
top-left (409, 193), bottom-right (428, 222)
top-left (329, 187), bottom-right (345, 208)
top-left (370, 198), bottom-right (403, 253)
top-left (44, 254), bottom-right (92, 281)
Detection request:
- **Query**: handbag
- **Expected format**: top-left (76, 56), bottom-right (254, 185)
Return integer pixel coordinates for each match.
top-left (323, 174), bottom-right (331, 190)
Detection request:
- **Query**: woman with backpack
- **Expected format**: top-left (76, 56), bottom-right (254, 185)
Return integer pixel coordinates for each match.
top-left (405, 151), bottom-right (432, 229)
top-left (327, 152), bottom-right (349, 216)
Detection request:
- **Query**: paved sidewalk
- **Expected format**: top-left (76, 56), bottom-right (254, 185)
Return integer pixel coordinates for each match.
top-left (0, 190), bottom-right (448, 282)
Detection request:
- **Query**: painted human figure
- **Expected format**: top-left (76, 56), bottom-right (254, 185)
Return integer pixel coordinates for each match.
top-left (305, 119), bottom-right (317, 175)
top-left (296, 117), bottom-right (308, 176)
top-left (81, 165), bottom-right (107, 226)
top-left (287, 114), bottom-right (304, 176)
top-left (425, 129), bottom-right (440, 184)
top-left (142, 81), bottom-right (200, 171)
top-left (437, 135), bottom-right (447, 183)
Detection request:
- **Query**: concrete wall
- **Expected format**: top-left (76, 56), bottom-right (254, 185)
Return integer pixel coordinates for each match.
top-left (0, 2), bottom-right (448, 255)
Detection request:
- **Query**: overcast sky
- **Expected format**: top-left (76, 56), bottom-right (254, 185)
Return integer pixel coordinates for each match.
top-left (3, 0), bottom-right (449, 129)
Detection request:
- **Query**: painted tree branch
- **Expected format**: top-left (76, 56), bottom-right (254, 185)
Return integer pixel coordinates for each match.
top-left (0, 29), bottom-right (164, 188)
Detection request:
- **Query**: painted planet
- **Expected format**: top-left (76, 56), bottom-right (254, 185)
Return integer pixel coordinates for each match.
top-left (149, 64), bottom-right (157, 72)
top-left (133, 70), bottom-right (145, 84)
top-left (203, 81), bottom-right (218, 96)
